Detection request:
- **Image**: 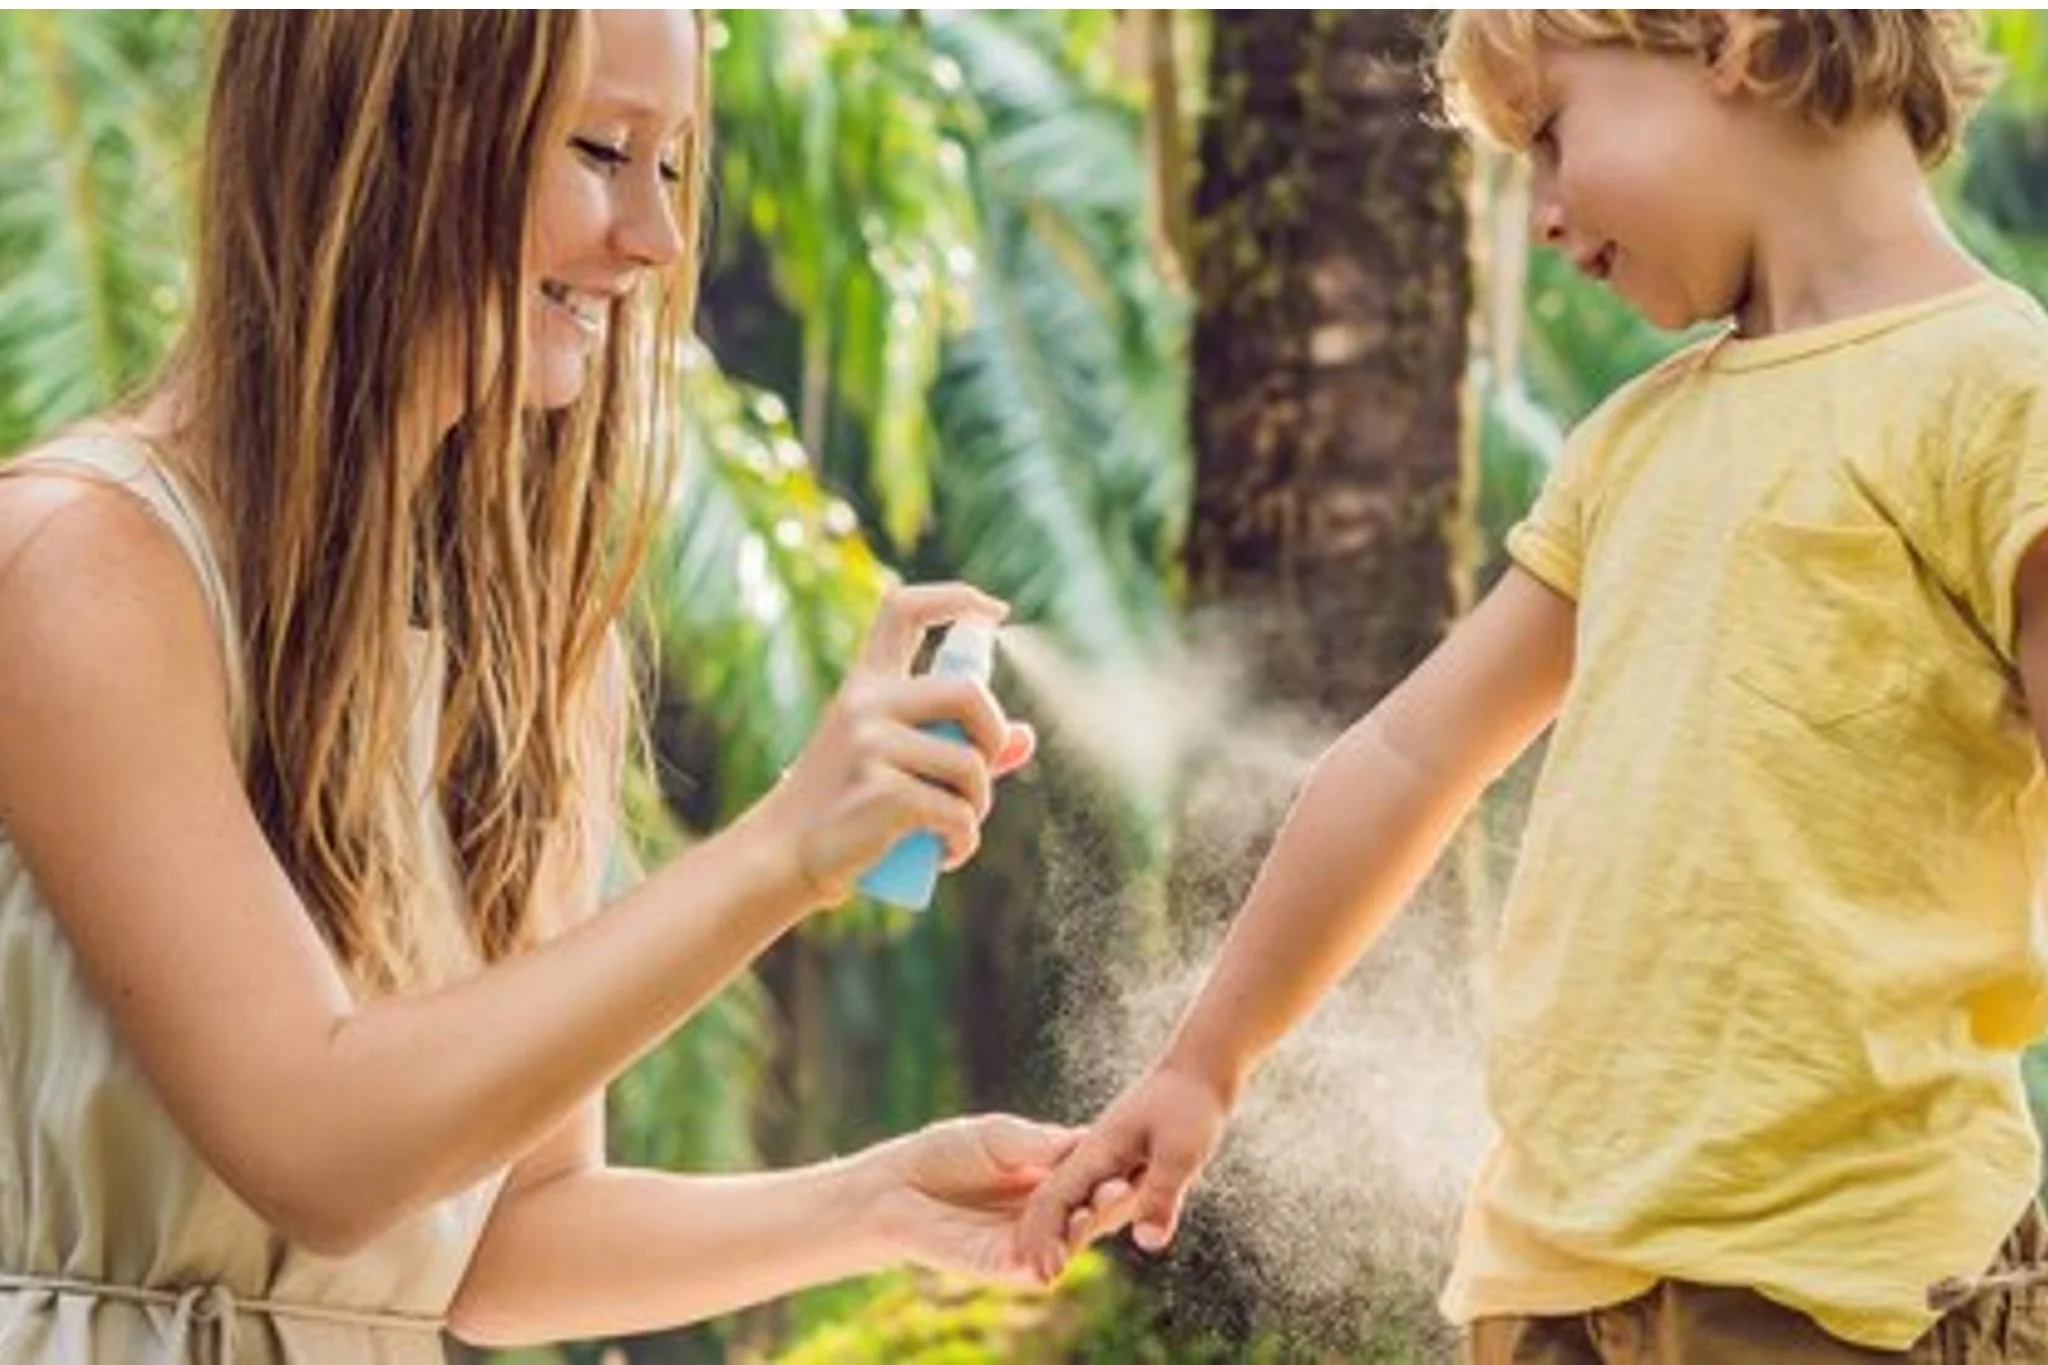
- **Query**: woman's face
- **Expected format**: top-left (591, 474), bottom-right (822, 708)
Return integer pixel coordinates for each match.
top-left (523, 10), bottom-right (697, 410)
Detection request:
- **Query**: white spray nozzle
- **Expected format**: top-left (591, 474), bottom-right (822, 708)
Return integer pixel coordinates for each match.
top-left (930, 620), bottom-right (999, 681)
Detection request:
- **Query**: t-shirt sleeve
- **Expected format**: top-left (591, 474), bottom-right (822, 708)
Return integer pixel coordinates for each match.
top-left (1941, 376), bottom-right (2048, 662)
top-left (1506, 429), bottom-right (1595, 602)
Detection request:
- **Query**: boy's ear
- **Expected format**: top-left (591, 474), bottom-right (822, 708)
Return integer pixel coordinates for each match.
top-left (1703, 10), bottom-right (1753, 99)
top-left (1705, 58), bottom-right (1748, 101)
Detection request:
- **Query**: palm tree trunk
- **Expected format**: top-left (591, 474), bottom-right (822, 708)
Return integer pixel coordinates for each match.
top-left (1162, 9), bottom-right (1475, 1351)
top-left (1186, 10), bottom-right (1472, 710)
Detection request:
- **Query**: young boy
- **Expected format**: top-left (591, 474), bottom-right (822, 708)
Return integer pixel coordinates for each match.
top-left (1019, 11), bottom-right (2048, 1360)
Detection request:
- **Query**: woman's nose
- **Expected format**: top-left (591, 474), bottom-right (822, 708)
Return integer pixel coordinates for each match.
top-left (616, 182), bottom-right (685, 270)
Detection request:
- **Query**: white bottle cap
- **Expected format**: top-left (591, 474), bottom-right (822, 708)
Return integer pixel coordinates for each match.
top-left (930, 620), bottom-right (998, 681)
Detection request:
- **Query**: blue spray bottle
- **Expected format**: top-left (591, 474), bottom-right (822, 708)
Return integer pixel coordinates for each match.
top-left (856, 619), bottom-right (1000, 910)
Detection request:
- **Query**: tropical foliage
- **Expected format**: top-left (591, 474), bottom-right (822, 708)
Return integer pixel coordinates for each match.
top-left (5, 10), bottom-right (2048, 1362)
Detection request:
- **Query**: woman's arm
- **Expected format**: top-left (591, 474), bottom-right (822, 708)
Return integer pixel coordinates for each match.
top-left (450, 1155), bottom-right (887, 1346)
top-left (0, 477), bottom-right (1013, 1255)
top-left (446, 1107), bottom-right (1075, 1346)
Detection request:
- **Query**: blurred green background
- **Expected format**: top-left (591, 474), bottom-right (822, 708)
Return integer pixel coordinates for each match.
top-left (4, 11), bottom-right (2047, 1363)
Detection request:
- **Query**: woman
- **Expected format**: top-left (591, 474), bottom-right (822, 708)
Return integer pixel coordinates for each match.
top-left (0, 12), bottom-right (1069, 1361)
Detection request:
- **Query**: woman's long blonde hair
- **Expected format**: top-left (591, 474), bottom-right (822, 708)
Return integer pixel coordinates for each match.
top-left (158, 12), bottom-right (706, 993)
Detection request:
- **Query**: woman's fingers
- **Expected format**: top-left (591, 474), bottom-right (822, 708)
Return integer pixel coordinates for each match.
top-left (857, 584), bottom-right (1008, 675)
top-left (877, 673), bottom-right (1010, 767)
top-left (977, 1115), bottom-right (1086, 1173)
top-left (860, 716), bottom-right (994, 811)
top-left (994, 721), bottom-right (1036, 778)
top-left (770, 582), bottom-right (1040, 905)
top-left (868, 766), bottom-right (983, 868)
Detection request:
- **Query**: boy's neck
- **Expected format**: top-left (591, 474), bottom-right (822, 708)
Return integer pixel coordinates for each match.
top-left (1733, 119), bottom-right (1986, 339)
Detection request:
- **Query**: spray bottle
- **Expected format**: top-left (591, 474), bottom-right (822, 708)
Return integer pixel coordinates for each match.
top-left (856, 619), bottom-right (1000, 910)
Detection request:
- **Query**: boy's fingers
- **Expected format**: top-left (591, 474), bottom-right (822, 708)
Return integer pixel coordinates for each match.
top-left (1131, 1148), bottom-right (1198, 1253)
top-left (1092, 1177), bottom-right (1134, 1212)
top-left (1063, 1177), bottom-right (1138, 1247)
top-left (1020, 1135), bottom-right (1138, 1278)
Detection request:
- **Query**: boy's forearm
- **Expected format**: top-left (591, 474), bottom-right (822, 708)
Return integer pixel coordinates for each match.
top-left (1160, 710), bottom-right (1490, 1102)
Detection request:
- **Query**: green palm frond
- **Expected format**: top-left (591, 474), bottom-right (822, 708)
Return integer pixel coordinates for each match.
top-left (929, 216), bottom-right (1181, 663)
top-left (1518, 250), bottom-right (1691, 426)
top-left (712, 12), bottom-right (974, 550)
top-left (641, 343), bottom-right (891, 821)
top-left (1474, 359), bottom-right (1567, 564)
top-left (608, 823), bottom-right (772, 1177)
top-left (0, 10), bottom-right (200, 454)
top-left (1951, 197), bottom-right (2048, 308)
top-left (930, 12), bottom-right (1151, 230)
top-left (607, 767), bottom-right (772, 1173)
top-left (710, 11), bottom-right (1191, 679)
top-left (1988, 11), bottom-right (2048, 110)
top-left (923, 12), bottom-right (1188, 668)
top-left (1959, 97), bottom-right (2048, 248)
top-left (607, 974), bottom-right (770, 1172)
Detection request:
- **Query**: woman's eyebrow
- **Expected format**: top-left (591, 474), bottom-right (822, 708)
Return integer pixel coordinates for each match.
top-left (580, 87), bottom-right (694, 139)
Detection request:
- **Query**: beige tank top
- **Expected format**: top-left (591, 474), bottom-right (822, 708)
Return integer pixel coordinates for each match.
top-left (0, 435), bottom-right (506, 1364)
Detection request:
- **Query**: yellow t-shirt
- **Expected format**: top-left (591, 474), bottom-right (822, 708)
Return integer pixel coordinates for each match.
top-left (1442, 281), bottom-right (2048, 1350)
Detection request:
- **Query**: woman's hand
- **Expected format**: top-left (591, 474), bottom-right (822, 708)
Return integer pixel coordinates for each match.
top-left (746, 583), bottom-right (1036, 910)
top-left (855, 1115), bottom-right (1087, 1284)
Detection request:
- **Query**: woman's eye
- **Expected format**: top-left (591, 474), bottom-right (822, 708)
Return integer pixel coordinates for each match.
top-left (657, 160), bottom-right (683, 186)
top-left (571, 136), bottom-right (630, 171)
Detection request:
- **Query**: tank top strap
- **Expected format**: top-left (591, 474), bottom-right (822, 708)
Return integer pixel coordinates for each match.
top-left (3, 434), bottom-right (251, 757)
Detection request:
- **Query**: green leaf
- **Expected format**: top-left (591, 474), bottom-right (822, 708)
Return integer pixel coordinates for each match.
top-left (641, 344), bottom-right (892, 819)
top-left (0, 10), bottom-right (199, 453)
top-left (924, 12), bottom-right (1188, 671)
top-left (712, 12), bottom-right (973, 548)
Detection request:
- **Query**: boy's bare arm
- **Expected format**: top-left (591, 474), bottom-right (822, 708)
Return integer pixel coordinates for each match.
top-left (1163, 567), bottom-right (1576, 1093)
top-left (1017, 566), bottom-right (1576, 1277)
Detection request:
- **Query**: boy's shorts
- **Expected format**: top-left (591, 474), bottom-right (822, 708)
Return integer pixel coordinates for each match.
top-left (1464, 1205), bottom-right (2048, 1363)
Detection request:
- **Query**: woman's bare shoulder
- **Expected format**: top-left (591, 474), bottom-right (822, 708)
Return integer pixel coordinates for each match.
top-left (0, 443), bottom-right (228, 733)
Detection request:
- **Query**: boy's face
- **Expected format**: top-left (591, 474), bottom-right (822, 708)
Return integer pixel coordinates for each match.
top-left (1524, 44), bottom-right (1755, 331)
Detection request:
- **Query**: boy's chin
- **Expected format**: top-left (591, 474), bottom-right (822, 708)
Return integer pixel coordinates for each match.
top-left (1627, 292), bottom-right (1711, 335)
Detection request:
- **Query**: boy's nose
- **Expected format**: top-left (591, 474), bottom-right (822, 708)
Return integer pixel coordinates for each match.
top-left (1527, 195), bottom-right (1568, 248)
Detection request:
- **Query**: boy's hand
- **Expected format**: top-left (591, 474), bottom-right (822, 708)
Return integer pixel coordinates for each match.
top-left (1016, 1062), bottom-right (1232, 1283)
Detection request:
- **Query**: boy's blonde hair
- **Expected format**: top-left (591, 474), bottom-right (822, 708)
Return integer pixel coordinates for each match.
top-left (1437, 10), bottom-right (2001, 168)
